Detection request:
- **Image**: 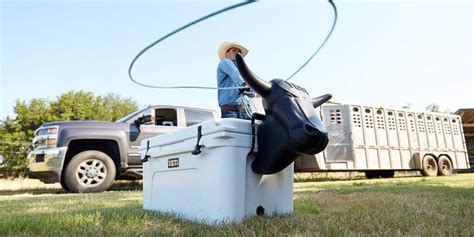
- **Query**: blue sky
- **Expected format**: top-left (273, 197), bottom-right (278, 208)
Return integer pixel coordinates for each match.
top-left (1, 0), bottom-right (472, 119)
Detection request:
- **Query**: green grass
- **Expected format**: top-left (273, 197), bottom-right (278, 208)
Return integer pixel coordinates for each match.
top-left (1, 174), bottom-right (473, 236)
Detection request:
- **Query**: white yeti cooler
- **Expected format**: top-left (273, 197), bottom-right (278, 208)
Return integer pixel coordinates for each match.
top-left (139, 118), bottom-right (293, 224)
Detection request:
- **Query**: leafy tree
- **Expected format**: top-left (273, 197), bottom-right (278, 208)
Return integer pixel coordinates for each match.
top-left (93, 94), bottom-right (139, 121)
top-left (0, 91), bottom-right (138, 177)
top-left (402, 103), bottom-right (412, 109)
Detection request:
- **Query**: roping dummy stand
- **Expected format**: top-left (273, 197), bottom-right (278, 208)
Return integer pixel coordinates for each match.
top-left (140, 53), bottom-right (331, 224)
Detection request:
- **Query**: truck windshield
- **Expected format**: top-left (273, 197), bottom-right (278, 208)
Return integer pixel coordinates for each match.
top-left (115, 108), bottom-right (146, 123)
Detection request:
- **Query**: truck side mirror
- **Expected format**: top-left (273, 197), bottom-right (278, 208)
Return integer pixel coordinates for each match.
top-left (142, 108), bottom-right (155, 125)
top-left (134, 108), bottom-right (155, 127)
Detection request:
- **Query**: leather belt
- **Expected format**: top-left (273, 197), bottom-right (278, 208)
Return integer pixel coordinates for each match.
top-left (221, 105), bottom-right (244, 111)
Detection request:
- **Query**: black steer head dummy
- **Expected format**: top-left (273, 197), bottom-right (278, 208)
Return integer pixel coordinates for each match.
top-left (235, 53), bottom-right (331, 175)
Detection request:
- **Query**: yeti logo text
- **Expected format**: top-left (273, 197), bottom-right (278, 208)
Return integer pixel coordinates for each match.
top-left (168, 158), bottom-right (179, 168)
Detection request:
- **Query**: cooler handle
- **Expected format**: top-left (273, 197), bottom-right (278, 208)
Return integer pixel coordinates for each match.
top-left (191, 125), bottom-right (203, 155)
top-left (142, 140), bottom-right (150, 162)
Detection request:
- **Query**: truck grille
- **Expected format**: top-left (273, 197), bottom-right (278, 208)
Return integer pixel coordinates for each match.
top-left (35, 154), bottom-right (45, 162)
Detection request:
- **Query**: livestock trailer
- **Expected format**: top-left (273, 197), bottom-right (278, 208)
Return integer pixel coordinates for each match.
top-left (294, 103), bottom-right (470, 178)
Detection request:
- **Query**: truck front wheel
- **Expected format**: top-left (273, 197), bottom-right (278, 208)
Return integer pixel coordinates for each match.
top-left (64, 150), bottom-right (116, 193)
top-left (60, 177), bottom-right (70, 191)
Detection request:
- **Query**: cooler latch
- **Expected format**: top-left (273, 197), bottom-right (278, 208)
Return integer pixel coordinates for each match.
top-left (248, 113), bottom-right (266, 155)
top-left (192, 125), bottom-right (203, 155)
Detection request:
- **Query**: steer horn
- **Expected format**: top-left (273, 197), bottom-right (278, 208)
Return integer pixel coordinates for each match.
top-left (235, 53), bottom-right (271, 97)
top-left (311, 94), bottom-right (332, 108)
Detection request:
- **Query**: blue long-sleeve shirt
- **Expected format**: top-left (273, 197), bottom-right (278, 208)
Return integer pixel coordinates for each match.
top-left (217, 58), bottom-right (245, 106)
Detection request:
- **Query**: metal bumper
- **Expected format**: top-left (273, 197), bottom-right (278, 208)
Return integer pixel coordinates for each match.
top-left (27, 147), bottom-right (67, 183)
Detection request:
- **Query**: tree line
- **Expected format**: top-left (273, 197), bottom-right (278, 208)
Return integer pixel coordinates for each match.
top-left (0, 90), bottom-right (138, 177)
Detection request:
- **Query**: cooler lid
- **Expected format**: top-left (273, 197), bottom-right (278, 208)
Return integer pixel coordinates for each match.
top-left (143, 118), bottom-right (255, 149)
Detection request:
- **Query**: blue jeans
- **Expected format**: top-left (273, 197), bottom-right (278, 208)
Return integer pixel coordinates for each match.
top-left (221, 109), bottom-right (251, 120)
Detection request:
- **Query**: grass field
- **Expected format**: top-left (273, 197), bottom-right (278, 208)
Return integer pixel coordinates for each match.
top-left (1, 174), bottom-right (473, 235)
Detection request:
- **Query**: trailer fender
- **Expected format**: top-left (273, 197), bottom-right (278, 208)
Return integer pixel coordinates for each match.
top-left (413, 153), bottom-right (422, 169)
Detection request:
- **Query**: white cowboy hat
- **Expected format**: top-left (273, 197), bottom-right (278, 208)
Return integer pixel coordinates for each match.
top-left (217, 41), bottom-right (249, 60)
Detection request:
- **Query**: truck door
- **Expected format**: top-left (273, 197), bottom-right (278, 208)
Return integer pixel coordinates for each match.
top-left (183, 108), bottom-right (215, 126)
top-left (128, 108), bottom-right (182, 165)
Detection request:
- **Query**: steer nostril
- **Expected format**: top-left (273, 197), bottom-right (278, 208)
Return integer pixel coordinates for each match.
top-left (304, 123), bottom-right (320, 136)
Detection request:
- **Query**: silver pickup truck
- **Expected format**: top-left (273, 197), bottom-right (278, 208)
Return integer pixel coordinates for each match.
top-left (27, 105), bottom-right (217, 193)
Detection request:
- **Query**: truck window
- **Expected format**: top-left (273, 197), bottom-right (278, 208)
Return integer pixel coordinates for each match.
top-left (184, 109), bottom-right (214, 127)
top-left (155, 108), bottom-right (177, 126)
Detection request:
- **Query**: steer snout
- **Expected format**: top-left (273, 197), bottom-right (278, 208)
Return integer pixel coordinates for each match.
top-left (294, 122), bottom-right (329, 155)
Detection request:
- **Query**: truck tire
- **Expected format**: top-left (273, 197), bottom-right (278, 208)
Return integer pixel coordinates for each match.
top-left (420, 155), bottom-right (438, 177)
top-left (64, 150), bottom-right (116, 193)
top-left (60, 177), bottom-right (70, 191)
top-left (437, 156), bottom-right (453, 176)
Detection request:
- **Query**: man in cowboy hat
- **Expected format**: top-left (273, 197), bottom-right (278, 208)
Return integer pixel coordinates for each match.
top-left (216, 41), bottom-right (252, 120)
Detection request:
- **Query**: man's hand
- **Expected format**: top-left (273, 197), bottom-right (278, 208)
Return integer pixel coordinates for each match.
top-left (238, 82), bottom-right (251, 94)
top-left (239, 82), bottom-right (255, 98)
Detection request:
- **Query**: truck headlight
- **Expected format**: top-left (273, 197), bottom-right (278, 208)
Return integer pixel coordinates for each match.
top-left (48, 127), bottom-right (58, 134)
top-left (33, 125), bottom-right (59, 149)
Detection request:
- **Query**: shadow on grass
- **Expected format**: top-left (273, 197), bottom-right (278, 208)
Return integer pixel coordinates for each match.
top-left (0, 200), bottom-right (216, 236)
top-left (297, 178), bottom-right (474, 198)
top-left (0, 180), bottom-right (143, 196)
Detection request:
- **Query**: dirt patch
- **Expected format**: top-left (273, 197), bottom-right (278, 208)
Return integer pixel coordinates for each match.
top-left (0, 178), bottom-right (61, 192)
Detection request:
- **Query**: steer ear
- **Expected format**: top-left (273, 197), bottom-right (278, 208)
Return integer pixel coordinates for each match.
top-left (312, 94), bottom-right (332, 108)
top-left (235, 53), bottom-right (271, 97)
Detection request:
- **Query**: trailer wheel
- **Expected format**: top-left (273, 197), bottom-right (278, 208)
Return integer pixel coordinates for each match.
top-left (420, 155), bottom-right (438, 176)
top-left (64, 150), bottom-right (116, 193)
top-left (437, 156), bottom-right (453, 176)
